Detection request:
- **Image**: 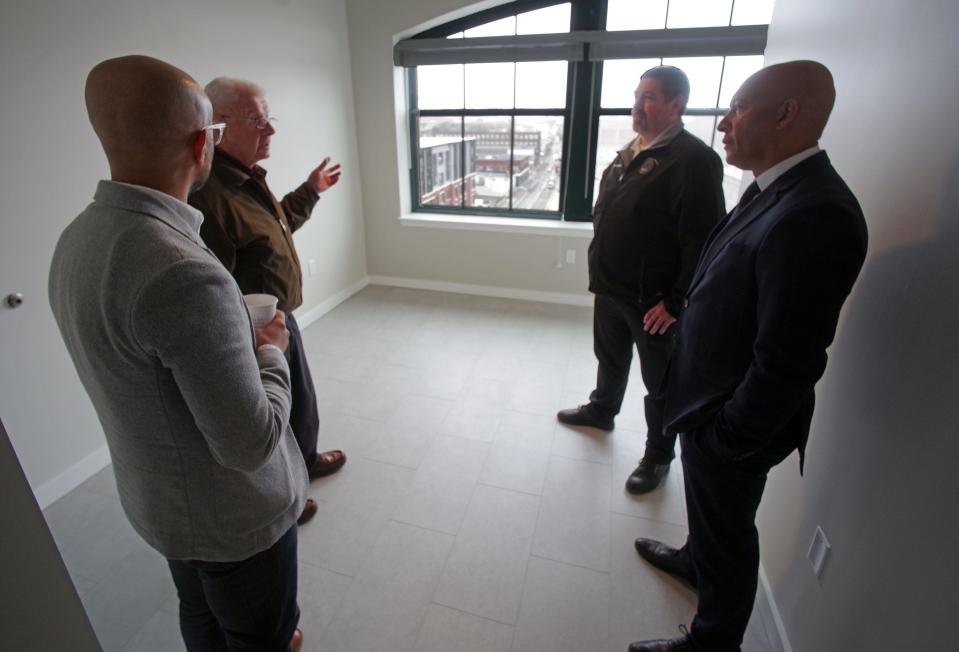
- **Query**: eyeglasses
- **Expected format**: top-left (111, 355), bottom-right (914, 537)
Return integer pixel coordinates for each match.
top-left (203, 122), bottom-right (227, 145)
top-left (220, 114), bottom-right (278, 132)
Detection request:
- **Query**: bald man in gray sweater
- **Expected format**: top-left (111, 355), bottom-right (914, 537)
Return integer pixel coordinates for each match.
top-left (49, 55), bottom-right (308, 652)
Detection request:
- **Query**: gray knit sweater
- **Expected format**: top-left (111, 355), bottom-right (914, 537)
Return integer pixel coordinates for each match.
top-left (49, 181), bottom-right (308, 562)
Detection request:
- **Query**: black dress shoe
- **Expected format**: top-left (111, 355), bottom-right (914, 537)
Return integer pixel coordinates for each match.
top-left (627, 634), bottom-right (692, 651)
top-left (556, 405), bottom-right (614, 431)
top-left (634, 538), bottom-right (697, 590)
top-left (625, 457), bottom-right (670, 494)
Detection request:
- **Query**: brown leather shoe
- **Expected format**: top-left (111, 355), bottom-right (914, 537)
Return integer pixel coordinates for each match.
top-left (297, 499), bottom-right (318, 526)
top-left (290, 628), bottom-right (303, 652)
top-left (308, 449), bottom-right (347, 479)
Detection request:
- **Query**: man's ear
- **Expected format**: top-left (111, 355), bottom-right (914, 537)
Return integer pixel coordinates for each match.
top-left (192, 129), bottom-right (208, 165)
top-left (673, 96), bottom-right (687, 118)
top-left (775, 98), bottom-right (800, 130)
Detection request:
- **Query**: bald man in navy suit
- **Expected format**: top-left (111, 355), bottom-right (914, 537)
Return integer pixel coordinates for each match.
top-left (628, 61), bottom-right (869, 652)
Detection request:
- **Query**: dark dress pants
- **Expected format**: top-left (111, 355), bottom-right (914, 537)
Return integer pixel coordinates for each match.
top-left (588, 294), bottom-right (676, 462)
top-left (679, 428), bottom-right (794, 651)
top-left (167, 525), bottom-right (299, 652)
top-left (284, 314), bottom-right (320, 467)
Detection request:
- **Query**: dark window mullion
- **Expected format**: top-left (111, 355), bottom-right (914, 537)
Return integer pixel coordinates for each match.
top-left (561, 0), bottom-right (606, 222)
top-left (711, 57), bottom-right (728, 149)
top-left (408, 67), bottom-right (421, 209)
top-left (508, 114), bottom-right (515, 210)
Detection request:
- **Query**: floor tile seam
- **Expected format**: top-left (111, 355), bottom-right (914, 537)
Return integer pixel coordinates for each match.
top-left (354, 450), bottom-right (421, 470)
top-left (105, 582), bottom-right (177, 652)
top-left (67, 568), bottom-right (101, 593)
top-left (403, 509), bottom-right (466, 652)
top-left (549, 449), bottom-right (614, 467)
top-left (475, 480), bottom-right (543, 499)
top-left (528, 552), bottom-right (612, 575)
top-left (419, 479), bottom-right (487, 645)
top-left (506, 479), bottom-right (547, 652)
top-left (296, 556), bottom-right (356, 580)
top-left (395, 450), bottom-right (490, 541)
top-left (607, 508), bottom-right (688, 529)
top-left (44, 485), bottom-right (118, 520)
top-left (427, 599), bottom-right (519, 629)
top-left (387, 517), bottom-right (462, 539)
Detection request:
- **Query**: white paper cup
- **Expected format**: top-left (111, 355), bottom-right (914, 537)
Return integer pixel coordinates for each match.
top-left (243, 293), bottom-right (278, 328)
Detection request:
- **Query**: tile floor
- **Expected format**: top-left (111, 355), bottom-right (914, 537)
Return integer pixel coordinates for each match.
top-left (42, 285), bottom-right (772, 652)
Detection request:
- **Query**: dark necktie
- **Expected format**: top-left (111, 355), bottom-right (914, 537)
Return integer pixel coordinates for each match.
top-left (728, 180), bottom-right (761, 223)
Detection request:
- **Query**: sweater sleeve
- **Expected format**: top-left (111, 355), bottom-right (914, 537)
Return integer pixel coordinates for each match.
top-left (132, 258), bottom-right (292, 472)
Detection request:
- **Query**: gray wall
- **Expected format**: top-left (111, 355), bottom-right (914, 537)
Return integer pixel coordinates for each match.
top-left (345, 0), bottom-right (593, 297)
top-left (0, 0), bottom-right (366, 505)
top-left (757, 0), bottom-right (959, 649)
top-left (0, 419), bottom-right (99, 649)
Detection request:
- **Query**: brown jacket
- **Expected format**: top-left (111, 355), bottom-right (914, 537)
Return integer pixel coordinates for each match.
top-left (190, 152), bottom-right (318, 312)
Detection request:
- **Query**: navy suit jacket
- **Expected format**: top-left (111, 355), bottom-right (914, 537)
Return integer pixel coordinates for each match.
top-left (663, 151), bottom-right (868, 470)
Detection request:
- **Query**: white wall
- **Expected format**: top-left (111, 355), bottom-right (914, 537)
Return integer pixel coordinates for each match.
top-left (0, 0), bottom-right (366, 505)
top-left (757, 1), bottom-right (959, 649)
top-left (346, 0), bottom-right (593, 300)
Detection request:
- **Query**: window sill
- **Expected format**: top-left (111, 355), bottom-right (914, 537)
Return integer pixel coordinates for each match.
top-left (399, 212), bottom-right (594, 238)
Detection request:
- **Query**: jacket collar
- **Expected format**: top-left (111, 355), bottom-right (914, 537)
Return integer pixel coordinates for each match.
top-left (688, 151), bottom-right (832, 292)
top-left (212, 149), bottom-right (269, 188)
top-left (618, 121), bottom-right (685, 167)
top-left (94, 180), bottom-right (204, 244)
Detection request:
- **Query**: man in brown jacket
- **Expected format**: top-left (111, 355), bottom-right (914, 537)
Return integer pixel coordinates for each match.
top-left (190, 77), bottom-right (345, 525)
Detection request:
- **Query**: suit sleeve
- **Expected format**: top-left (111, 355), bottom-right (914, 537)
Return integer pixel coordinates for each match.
top-left (712, 204), bottom-right (867, 457)
top-left (280, 182), bottom-right (319, 233)
top-left (667, 149), bottom-right (725, 315)
top-left (132, 258), bottom-right (292, 472)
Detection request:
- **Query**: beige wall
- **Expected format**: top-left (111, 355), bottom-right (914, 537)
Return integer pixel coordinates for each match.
top-left (346, 0), bottom-right (593, 297)
top-left (0, 0), bottom-right (366, 504)
top-left (758, 0), bottom-right (959, 649)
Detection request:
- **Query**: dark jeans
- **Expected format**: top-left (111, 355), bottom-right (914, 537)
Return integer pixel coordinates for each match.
top-left (167, 526), bottom-right (300, 652)
top-left (680, 427), bottom-right (793, 651)
top-left (284, 314), bottom-right (319, 467)
top-left (588, 294), bottom-right (676, 463)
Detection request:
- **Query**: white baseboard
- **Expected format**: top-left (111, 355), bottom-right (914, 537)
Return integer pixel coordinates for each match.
top-left (35, 444), bottom-right (111, 510)
top-left (294, 276), bottom-right (370, 328)
top-left (367, 275), bottom-right (593, 307)
top-left (757, 563), bottom-right (793, 652)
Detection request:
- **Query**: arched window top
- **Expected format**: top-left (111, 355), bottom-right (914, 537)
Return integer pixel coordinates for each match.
top-left (400, 0), bottom-right (774, 220)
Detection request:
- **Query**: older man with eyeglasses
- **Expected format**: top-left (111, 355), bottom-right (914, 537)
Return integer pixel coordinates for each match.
top-left (190, 78), bottom-right (345, 528)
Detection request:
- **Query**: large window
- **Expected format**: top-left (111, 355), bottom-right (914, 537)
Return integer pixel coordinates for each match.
top-left (398, 0), bottom-right (774, 221)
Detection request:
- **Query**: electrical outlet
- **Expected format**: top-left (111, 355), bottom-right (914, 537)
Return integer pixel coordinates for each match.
top-left (807, 526), bottom-right (831, 579)
top-left (308, 259), bottom-right (318, 276)
top-left (566, 249), bottom-right (576, 264)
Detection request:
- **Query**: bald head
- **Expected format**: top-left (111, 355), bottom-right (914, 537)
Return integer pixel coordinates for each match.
top-left (718, 60), bottom-right (836, 175)
top-left (747, 60), bottom-right (835, 139)
top-left (85, 55), bottom-right (212, 185)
